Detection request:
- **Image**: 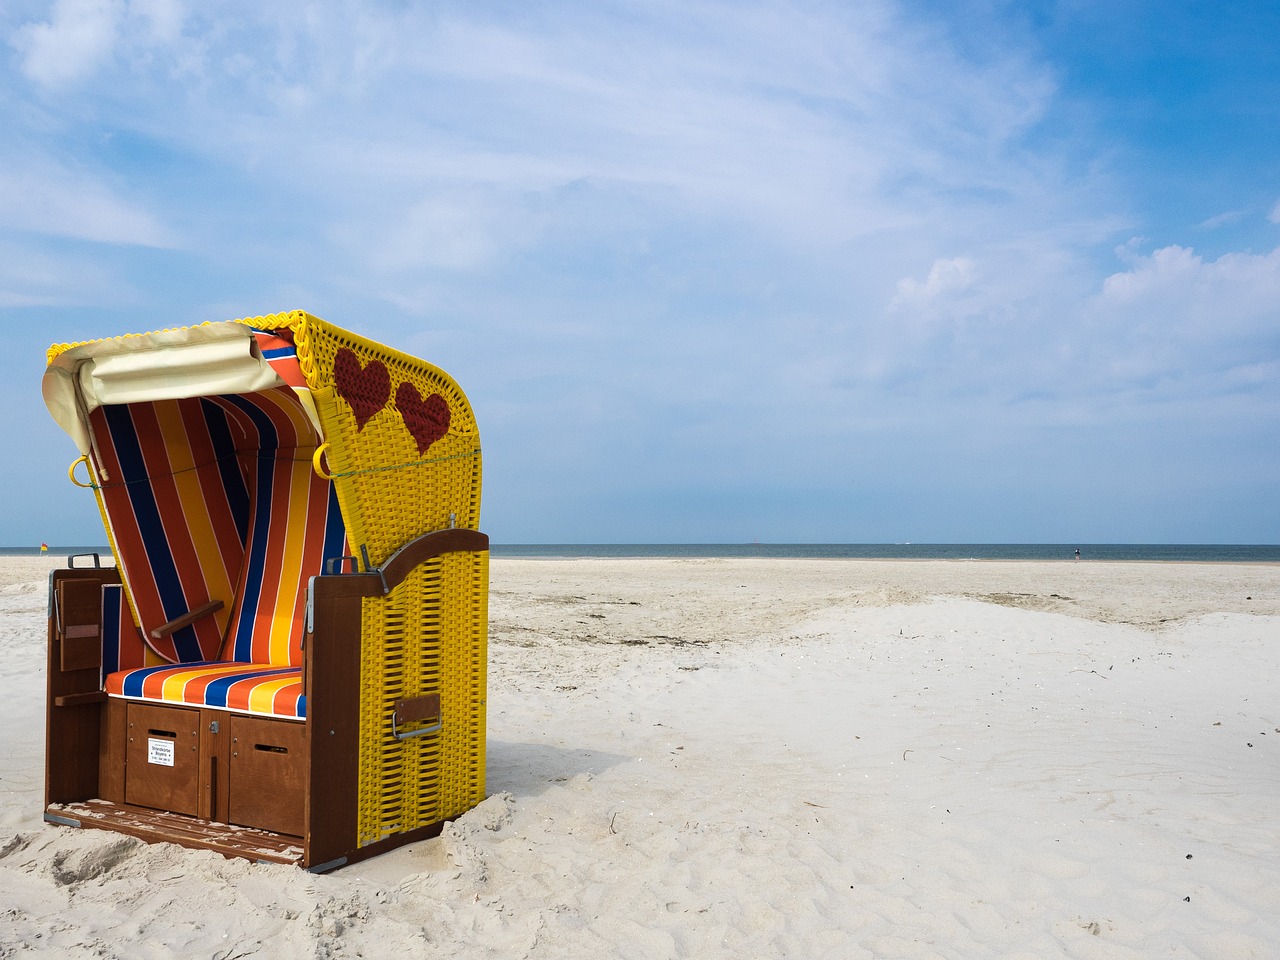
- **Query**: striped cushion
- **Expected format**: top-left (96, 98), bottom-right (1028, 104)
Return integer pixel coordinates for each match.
top-left (106, 663), bottom-right (305, 719)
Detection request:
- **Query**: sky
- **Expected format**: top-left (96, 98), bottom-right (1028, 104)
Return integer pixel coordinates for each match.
top-left (2, 0), bottom-right (1278, 545)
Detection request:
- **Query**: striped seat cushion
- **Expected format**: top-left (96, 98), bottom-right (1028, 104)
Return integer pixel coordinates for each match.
top-left (105, 663), bottom-right (306, 719)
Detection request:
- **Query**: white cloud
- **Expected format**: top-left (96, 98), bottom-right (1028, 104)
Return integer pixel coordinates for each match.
top-left (0, 159), bottom-right (178, 247)
top-left (1199, 209), bottom-right (1245, 230)
top-left (892, 257), bottom-right (976, 305)
top-left (1270, 199), bottom-right (1280, 224)
top-left (5, 1), bottom-right (1067, 256)
top-left (1100, 244), bottom-right (1280, 315)
top-left (0, 238), bottom-right (125, 308)
top-left (1093, 244), bottom-right (1280, 389)
top-left (12, 0), bottom-right (124, 88)
top-left (363, 195), bottom-right (517, 274)
top-left (130, 0), bottom-right (184, 45)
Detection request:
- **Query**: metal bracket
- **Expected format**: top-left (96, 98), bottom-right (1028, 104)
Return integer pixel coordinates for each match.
top-left (391, 693), bottom-right (444, 740)
top-left (392, 713), bottom-right (444, 740)
top-left (305, 576), bottom-right (316, 637)
top-left (307, 856), bottom-right (349, 874)
top-left (324, 555), bottom-right (362, 575)
top-left (68, 553), bottom-right (103, 569)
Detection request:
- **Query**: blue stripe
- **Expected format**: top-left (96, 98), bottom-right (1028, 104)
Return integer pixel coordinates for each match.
top-left (101, 584), bottom-right (122, 679)
top-left (192, 665), bottom-right (300, 709)
top-left (221, 393), bottom-right (282, 662)
top-left (202, 398), bottom-right (252, 545)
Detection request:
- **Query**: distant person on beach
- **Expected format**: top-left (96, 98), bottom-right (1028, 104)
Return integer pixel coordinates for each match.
top-left (1075, 548), bottom-right (1080, 561)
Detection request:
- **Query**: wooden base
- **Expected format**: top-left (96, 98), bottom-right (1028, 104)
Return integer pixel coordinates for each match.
top-left (44, 799), bottom-right (450, 872)
top-left (46, 800), bottom-right (305, 867)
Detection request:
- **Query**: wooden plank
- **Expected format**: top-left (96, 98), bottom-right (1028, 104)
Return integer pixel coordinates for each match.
top-left (199, 709), bottom-right (230, 823)
top-left (394, 693), bottom-right (441, 724)
top-left (304, 578), bottom-right (363, 868)
top-left (228, 715), bottom-right (307, 837)
top-left (46, 568), bottom-right (118, 807)
top-left (54, 691), bottom-right (107, 707)
top-left (47, 800), bottom-right (304, 865)
top-left (61, 624), bottom-right (102, 672)
top-left (98, 697), bottom-right (126, 804)
top-left (124, 703), bottom-right (201, 816)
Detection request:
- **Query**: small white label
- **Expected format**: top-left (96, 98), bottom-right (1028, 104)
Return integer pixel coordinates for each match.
top-left (148, 738), bottom-right (175, 767)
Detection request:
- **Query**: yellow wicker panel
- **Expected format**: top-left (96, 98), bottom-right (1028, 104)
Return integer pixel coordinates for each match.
top-left (356, 549), bottom-right (488, 846)
top-left (237, 312), bottom-right (482, 568)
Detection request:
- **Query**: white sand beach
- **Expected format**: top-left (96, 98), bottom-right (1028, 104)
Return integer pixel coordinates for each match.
top-left (2, 555), bottom-right (1278, 958)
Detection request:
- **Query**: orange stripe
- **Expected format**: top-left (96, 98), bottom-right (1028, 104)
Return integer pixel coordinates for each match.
top-left (180, 398), bottom-right (245, 587)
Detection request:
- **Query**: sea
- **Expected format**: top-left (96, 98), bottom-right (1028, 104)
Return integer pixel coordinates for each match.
top-left (5, 544), bottom-right (1278, 562)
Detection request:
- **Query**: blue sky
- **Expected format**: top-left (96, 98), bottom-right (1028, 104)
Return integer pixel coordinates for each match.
top-left (2, 0), bottom-right (1277, 545)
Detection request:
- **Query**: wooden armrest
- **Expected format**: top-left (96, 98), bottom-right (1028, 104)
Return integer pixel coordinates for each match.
top-left (151, 599), bottom-right (224, 639)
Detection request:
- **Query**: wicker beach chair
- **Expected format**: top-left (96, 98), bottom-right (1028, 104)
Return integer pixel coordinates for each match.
top-left (41, 312), bottom-right (488, 870)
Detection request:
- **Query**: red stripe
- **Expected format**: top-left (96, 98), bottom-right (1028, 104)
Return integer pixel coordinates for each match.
top-left (180, 398), bottom-right (245, 580)
top-left (90, 408), bottom-right (167, 652)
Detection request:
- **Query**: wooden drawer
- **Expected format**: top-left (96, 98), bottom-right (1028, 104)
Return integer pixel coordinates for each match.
top-left (228, 715), bottom-right (308, 837)
top-left (125, 703), bottom-right (201, 816)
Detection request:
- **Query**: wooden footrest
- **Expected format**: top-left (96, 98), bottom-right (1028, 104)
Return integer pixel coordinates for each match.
top-left (45, 800), bottom-right (304, 867)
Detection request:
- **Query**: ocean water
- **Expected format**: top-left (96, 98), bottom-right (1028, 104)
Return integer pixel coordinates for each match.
top-left (6, 543), bottom-right (1278, 562)
top-left (489, 543), bottom-right (1279, 562)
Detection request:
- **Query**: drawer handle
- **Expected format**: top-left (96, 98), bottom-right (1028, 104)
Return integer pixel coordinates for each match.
top-left (392, 693), bottom-right (443, 740)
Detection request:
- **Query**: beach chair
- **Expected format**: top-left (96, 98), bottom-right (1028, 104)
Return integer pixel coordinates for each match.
top-left (40, 312), bottom-right (488, 870)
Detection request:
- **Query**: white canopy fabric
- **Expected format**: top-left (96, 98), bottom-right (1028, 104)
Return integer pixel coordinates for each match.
top-left (43, 321), bottom-right (322, 458)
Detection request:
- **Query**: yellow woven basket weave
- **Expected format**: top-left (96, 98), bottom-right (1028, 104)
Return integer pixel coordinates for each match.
top-left (237, 312), bottom-right (488, 842)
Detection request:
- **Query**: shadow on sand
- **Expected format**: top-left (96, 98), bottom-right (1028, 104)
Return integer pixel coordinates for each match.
top-left (485, 739), bottom-right (630, 799)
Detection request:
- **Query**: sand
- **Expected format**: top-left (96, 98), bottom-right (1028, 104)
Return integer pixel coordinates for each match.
top-left (2, 555), bottom-right (1278, 958)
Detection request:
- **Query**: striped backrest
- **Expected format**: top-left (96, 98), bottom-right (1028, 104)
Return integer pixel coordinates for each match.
top-left (90, 395), bottom-right (248, 662)
top-left (215, 389), bottom-right (347, 665)
top-left (88, 332), bottom-right (347, 667)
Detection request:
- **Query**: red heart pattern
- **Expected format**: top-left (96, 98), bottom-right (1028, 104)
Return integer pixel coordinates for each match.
top-left (333, 349), bottom-right (391, 430)
top-left (395, 382), bottom-right (451, 455)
